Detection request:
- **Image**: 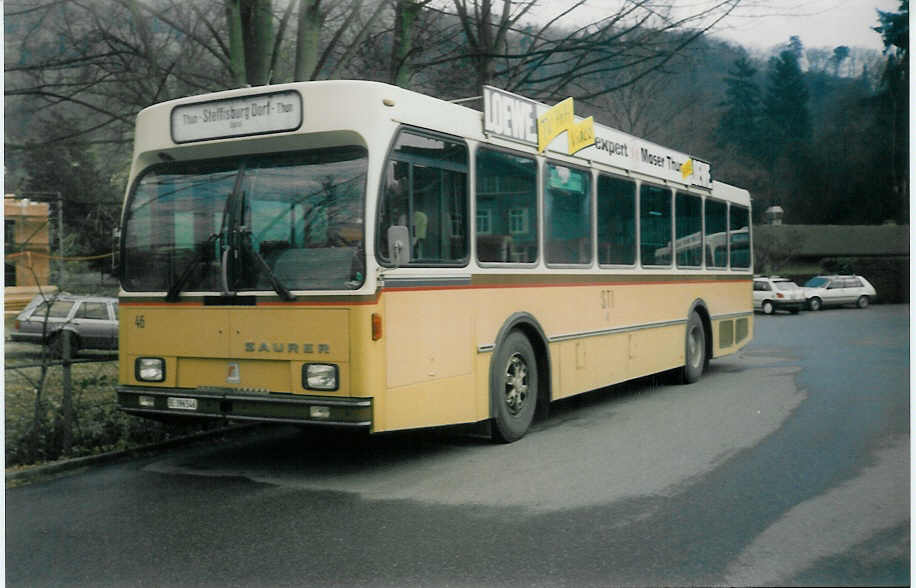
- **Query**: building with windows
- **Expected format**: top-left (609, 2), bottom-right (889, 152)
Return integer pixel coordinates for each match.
top-left (5, 194), bottom-right (56, 312)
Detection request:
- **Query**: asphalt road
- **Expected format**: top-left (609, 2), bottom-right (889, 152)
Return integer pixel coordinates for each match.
top-left (6, 305), bottom-right (910, 587)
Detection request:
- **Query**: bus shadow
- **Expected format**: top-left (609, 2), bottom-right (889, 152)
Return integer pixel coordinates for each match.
top-left (152, 364), bottom-right (748, 481)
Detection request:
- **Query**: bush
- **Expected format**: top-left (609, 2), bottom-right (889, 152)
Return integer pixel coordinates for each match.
top-left (5, 359), bottom-right (221, 468)
top-left (819, 257), bottom-right (909, 304)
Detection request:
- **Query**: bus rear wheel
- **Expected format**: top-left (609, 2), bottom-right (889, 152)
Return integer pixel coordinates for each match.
top-left (681, 311), bottom-right (706, 384)
top-left (491, 331), bottom-right (538, 443)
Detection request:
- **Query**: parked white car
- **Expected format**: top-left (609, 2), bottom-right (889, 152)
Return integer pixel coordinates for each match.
top-left (753, 276), bottom-right (806, 314)
top-left (802, 275), bottom-right (877, 310)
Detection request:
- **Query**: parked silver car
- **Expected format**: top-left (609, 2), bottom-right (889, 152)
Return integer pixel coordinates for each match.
top-left (9, 294), bottom-right (119, 356)
top-left (802, 275), bottom-right (877, 311)
top-left (753, 276), bottom-right (806, 314)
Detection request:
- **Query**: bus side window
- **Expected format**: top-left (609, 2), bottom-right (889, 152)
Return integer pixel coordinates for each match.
top-left (675, 192), bottom-right (702, 268)
top-left (377, 130), bottom-right (469, 265)
top-left (597, 175), bottom-right (636, 266)
top-left (705, 198), bottom-right (727, 268)
top-left (640, 183), bottom-right (672, 267)
top-left (729, 204), bottom-right (750, 269)
top-left (545, 163), bottom-right (591, 265)
top-left (476, 149), bottom-right (538, 263)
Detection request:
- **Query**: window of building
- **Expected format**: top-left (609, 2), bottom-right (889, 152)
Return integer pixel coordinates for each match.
top-left (597, 175), bottom-right (636, 266)
top-left (675, 192), bottom-right (703, 267)
top-left (476, 209), bottom-right (492, 235)
top-left (475, 148), bottom-right (537, 263)
top-left (508, 208), bottom-right (529, 235)
top-left (377, 129), bottom-right (469, 265)
top-left (545, 163), bottom-right (591, 265)
top-left (639, 183), bottom-right (672, 267)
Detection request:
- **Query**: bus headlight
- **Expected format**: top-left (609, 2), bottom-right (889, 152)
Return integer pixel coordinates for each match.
top-left (303, 364), bottom-right (338, 391)
top-left (135, 357), bottom-right (165, 382)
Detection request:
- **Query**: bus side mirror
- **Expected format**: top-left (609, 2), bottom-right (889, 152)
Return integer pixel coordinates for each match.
top-left (387, 225), bottom-right (410, 267)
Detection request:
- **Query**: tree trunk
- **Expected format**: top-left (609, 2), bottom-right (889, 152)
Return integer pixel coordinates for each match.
top-left (226, 0), bottom-right (247, 86)
top-left (245, 0), bottom-right (275, 85)
top-left (391, 0), bottom-right (423, 87)
top-left (295, 0), bottom-right (323, 81)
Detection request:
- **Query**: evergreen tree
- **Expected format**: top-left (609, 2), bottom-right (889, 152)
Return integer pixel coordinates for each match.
top-left (716, 56), bottom-right (762, 157)
top-left (873, 0), bottom-right (909, 222)
top-left (762, 50), bottom-right (811, 162)
top-left (20, 117), bottom-right (121, 265)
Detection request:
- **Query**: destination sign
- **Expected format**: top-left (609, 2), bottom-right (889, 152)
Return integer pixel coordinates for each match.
top-left (171, 90), bottom-right (302, 143)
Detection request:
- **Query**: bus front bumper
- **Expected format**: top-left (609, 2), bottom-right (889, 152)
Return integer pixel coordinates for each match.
top-left (116, 386), bottom-right (372, 428)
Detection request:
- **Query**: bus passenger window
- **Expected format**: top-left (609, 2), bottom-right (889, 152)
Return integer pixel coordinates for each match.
top-left (705, 199), bottom-right (727, 268)
top-left (729, 204), bottom-right (750, 268)
top-left (475, 149), bottom-right (537, 263)
top-left (675, 192), bottom-right (702, 267)
top-left (640, 183), bottom-right (672, 267)
top-left (597, 175), bottom-right (635, 265)
top-left (545, 163), bottom-right (591, 265)
top-left (377, 130), bottom-right (469, 265)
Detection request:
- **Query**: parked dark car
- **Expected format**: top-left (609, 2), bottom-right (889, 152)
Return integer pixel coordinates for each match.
top-left (9, 294), bottom-right (119, 356)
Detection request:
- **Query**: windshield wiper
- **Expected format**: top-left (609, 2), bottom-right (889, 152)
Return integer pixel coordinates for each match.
top-left (238, 227), bottom-right (296, 301)
top-left (166, 233), bottom-right (221, 302)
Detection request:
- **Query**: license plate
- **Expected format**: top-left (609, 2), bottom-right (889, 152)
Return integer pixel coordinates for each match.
top-left (167, 397), bottom-right (198, 411)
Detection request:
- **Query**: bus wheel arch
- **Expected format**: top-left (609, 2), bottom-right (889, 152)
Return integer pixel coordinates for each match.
top-left (489, 313), bottom-right (551, 442)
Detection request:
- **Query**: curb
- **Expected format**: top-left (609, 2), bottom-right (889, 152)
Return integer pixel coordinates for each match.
top-left (6, 423), bottom-right (260, 487)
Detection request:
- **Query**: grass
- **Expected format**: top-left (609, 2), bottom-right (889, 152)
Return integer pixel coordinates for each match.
top-left (4, 324), bottom-right (220, 468)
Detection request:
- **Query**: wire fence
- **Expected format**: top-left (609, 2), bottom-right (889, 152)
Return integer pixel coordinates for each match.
top-left (5, 336), bottom-right (218, 468)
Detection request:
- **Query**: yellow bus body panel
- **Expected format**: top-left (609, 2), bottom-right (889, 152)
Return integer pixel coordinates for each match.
top-left (119, 277), bottom-right (751, 433)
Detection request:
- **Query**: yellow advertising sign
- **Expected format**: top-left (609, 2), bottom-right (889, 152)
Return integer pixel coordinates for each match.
top-left (537, 98), bottom-right (573, 152)
top-left (680, 158), bottom-right (694, 179)
top-left (569, 117), bottom-right (595, 155)
top-left (536, 97), bottom-right (595, 155)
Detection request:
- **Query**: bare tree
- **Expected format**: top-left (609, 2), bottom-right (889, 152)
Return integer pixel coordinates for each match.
top-left (405, 0), bottom-right (742, 102)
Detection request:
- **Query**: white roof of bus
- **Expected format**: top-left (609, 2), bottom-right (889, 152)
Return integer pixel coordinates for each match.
top-left (133, 80), bottom-right (750, 206)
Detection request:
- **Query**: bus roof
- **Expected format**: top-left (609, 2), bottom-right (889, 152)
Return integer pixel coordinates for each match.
top-left (132, 80), bottom-right (750, 206)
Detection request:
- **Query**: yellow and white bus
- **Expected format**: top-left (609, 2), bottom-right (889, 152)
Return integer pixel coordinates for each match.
top-left (116, 81), bottom-right (752, 442)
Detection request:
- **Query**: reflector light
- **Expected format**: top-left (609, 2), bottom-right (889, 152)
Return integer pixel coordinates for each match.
top-left (372, 313), bottom-right (383, 341)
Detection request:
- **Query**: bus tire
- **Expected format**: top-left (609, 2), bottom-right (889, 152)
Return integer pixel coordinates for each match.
top-left (491, 331), bottom-right (538, 443)
top-left (681, 311), bottom-right (706, 384)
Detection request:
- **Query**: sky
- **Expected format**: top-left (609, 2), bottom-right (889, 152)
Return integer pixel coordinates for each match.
top-left (709, 0), bottom-right (899, 51)
top-left (527, 0), bottom-right (900, 53)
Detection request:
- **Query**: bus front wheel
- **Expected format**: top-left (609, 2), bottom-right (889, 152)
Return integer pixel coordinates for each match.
top-left (491, 331), bottom-right (538, 443)
top-left (681, 311), bottom-right (706, 384)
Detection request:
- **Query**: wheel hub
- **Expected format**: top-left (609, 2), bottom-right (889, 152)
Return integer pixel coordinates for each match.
top-left (504, 353), bottom-right (529, 415)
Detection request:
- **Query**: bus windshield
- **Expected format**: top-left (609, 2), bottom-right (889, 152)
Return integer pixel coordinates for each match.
top-left (122, 146), bottom-right (367, 294)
